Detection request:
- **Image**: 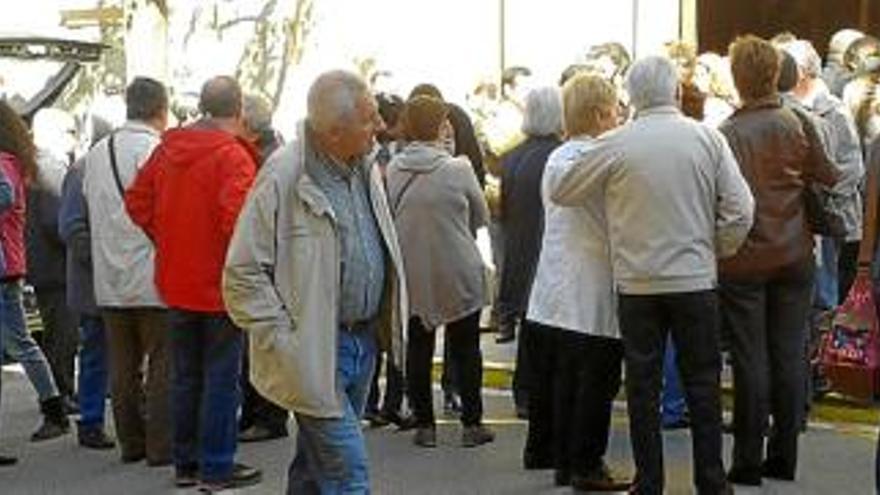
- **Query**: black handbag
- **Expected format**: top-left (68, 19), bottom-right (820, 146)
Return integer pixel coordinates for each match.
top-left (789, 104), bottom-right (847, 238)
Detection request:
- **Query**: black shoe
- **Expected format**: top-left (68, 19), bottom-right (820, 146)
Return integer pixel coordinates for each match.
top-left (363, 410), bottom-right (389, 428)
top-left (662, 417), bottom-right (691, 430)
top-left (31, 418), bottom-right (70, 442)
top-left (572, 462), bottom-right (631, 492)
top-left (495, 329), bottom-right (515, 344)
top-left (176, 465), bottom-right (199, 488)
top-left (121, 452), bottom-right (146, 464)
top-left (762, 458), bottom-right (795, 481)
top-left (461, 424), bottom-right (495, 447)
top-left (199, 463), bottom-right (262, 492)
top-left (62, 395), bottom-right (79, 415)
top-left (554, 469), bottom-right (572, 487)
top-left (0, 455), bottom-right (17, 466)
top-left (413, 426), bottom-right (437, 448)
top-left (727, 466), bottom-right (762, 486)
top-left (77, 426), bottom-right (115, 450)
top-left (382, 410), bottom-right (416, 431)
top-left (238, 424), bottom-right (287, 442)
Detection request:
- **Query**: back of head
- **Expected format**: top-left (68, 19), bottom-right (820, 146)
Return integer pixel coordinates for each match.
top-left (781, 39), bottom-right (822, 79)
top-left (403, 95), bottom-right (448, 142)
top-left (126, 77), bottom-right (168, 122)
top-left (562, 73), bottom-right (617, 137)
top-left (828, 29), bottom-right (865, 65)
top-left (844, 35), bottom-right (880, 74)
top-left (241, 94), bottom-right (273, 135)
top-left (626, 55), bottom-right (679, 112)
top-left (408, 83), bottom-right (444, 101)
top-left (307, 70), bottom-right (369, 133)
top-left (521, 87), bottom-right (562, 137)
top-left (199, 76), bottom-right (243, 119)
top-left (729, 35), bottom-right (780, 103)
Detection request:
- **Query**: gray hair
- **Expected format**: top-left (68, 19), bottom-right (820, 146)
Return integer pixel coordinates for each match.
top-left (625, 56), bottom-right (679, 112)
top-left (242, 94), bottom-right (273, 134)
top-left (521, 86), bottom-right (562, 137)
top-left (307, 70), bottom-right (369, 132)
top-left (782, 40), bottom-right (822, 79)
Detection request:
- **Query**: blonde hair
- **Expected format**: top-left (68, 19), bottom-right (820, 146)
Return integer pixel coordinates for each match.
top-left (562, 73), bottom-right (617, 137)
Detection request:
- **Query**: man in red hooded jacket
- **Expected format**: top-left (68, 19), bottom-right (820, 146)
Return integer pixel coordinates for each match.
top-left (125, 76), bottom-right (261, 491)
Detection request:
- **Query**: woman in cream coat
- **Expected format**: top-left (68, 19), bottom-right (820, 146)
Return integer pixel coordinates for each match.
top-left (525, 74), bottom-right (629, 492)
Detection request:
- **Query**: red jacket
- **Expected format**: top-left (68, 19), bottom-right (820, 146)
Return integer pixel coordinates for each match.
top-left (125, 126), bottom-right (257, 312)
top-left (0, 152), bottom-right (27, 279)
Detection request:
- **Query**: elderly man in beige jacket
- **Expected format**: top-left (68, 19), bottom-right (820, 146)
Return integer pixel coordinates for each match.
top-left (223, 70), bottom-right (407, 494)
top-left (551, 56), bottom-right (754, 495)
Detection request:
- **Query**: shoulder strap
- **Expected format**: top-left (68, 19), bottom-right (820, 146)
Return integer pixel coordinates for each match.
top-left (391, 172), bottom-right (420, 215)
top-left (107, 134), bottom-right (127, 199)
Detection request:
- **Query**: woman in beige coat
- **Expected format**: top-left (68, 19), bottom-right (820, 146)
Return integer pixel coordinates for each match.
top-left (386, 95), bottom-right (494, 449)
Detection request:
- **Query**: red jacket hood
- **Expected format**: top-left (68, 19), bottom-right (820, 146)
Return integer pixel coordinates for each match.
top-left (156, 127), bottom-right (259, 168)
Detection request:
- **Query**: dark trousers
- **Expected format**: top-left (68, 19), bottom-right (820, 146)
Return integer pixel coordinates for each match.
top-left (103, 307), bottom-right (171, 463)
top-left (407, 311), bottom-right (483, 427)
top-left (720, 261), bottom-right (814, 477)
top-left (35, 287), bottom-right (78, 399)
top-left (618, 290), bottom-right (726, 495)
top-left (366, 350), bottom-right (405, 415)
top-left (168, 310), bottom-right (243, 482)
top-left (512, 316), bottom-right (531, 412)
top-left (838, 240), bottom-right (859, 304)
top-left (553, 328), bottom-right (622, 476)
top-left (240, 338), bottom-right (288, 434)
top-left (78, 314), bottom-right (108, 430)
top-left (521, 321), bottom-right (556, 465)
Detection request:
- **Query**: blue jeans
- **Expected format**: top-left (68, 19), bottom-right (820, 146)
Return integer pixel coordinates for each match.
top-left (1, 281), bottom-right (58, 401)
top-left (169, 310), bottom-right (243, 482)
top-left (78, 315), bottom-right (108, 429)
top-left (814, 236), bottom-right (838, 310)
top-left (288, 326), bottom-right (377, 495)
top-left (661, 336), bottom-right (687, 426)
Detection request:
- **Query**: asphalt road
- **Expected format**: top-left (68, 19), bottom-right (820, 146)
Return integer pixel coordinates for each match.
top-left (0, 363), bottom-right (876, 494)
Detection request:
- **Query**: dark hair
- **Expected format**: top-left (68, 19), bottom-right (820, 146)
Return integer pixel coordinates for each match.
top-left (777, 50), bottom-right (799, 92)
top-left (125, 77), bottom-right (168, 121)
top-left (0, 100), bottom-right (37, 183)
top-left (376, 93), bottom-right (404, 128)
top-left (403, 96), bottom-right (448, 142)
top-left (199, 76), bottom-right (243, 118)
top-left (408, 83), bottom-right (443, 101)
top-left (502, 66), bottom-right (532, 89)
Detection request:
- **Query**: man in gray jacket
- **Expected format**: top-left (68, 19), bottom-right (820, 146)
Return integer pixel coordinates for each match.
top-left (224, 70), bottom-right (408, 494)
top-left (82, 77), bottom-right (171, 465)
top-left (551, 56), bottom-right (754, 495)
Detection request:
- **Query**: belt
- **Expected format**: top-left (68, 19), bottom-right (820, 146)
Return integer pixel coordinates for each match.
top-left (340, 320), bottom-right (372, 332)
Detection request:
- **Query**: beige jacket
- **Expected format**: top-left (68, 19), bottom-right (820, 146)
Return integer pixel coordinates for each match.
top-left (223, 124), bottom-right (408, 418)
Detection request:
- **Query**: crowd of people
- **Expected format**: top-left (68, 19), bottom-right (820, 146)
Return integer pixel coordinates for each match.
top-left (0, 25), bottom-right (879, 495)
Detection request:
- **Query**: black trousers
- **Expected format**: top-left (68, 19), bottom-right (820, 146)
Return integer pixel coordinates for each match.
top-left (521, 321), bottom-right (557, 464)
top-left (240, 337), bottom-right (289, 434)
top-left (720, 261), bottom-right (814, 477)
top-left (837, 240), bottom-right (859, 304)
top-left (366, 350), bottom-right (405, 415)
top-left (553, 328), bottom-right (622, 476)
top-left (34, 287), bottom-right (78, 399)
top-left (407, 311), bottom-right (483, 427)
top-left (618, 290), bottom-right (726, 495)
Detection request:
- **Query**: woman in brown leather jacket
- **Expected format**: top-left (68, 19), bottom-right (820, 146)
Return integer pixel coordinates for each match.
top-left (718, 35), bottom-right (839, 487)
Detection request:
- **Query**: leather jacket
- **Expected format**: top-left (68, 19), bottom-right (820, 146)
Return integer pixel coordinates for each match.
top-left (719, 95), bottom-right (839, 279)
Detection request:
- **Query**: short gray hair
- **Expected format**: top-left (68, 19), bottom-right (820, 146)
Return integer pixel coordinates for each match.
top-left (521, 86), bottom-right (562, 137)
top-left (782, 40), bottom-right (822, 79)
top-left (307, 70), bottom-right (369, 132)
top-left (242, 94), bottom-right (273, 134)
top-left (626, 56), bottom-right (679, 112)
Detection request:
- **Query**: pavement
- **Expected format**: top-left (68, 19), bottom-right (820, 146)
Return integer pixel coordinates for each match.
top-left (1, 352), bottom-right (877, 495)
